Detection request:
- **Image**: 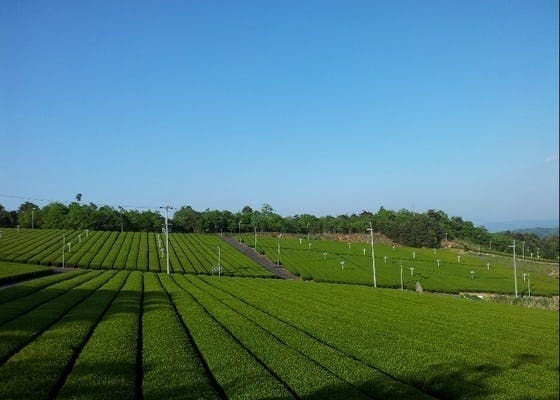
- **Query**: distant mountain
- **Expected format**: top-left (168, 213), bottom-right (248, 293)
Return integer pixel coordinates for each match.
top-left (483, 219), bottom-right (559, 233)
top-left (510, 227), bottom-right (559, 238)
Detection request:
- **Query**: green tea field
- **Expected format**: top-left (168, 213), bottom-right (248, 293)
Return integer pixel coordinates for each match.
top-left (244, 234), bottom-right (559, 296)
top-left (0, 270), bottom-right (557, 399)
top-left (0, 228), bottom-right (272, 277)
top-left (0, 261), bottom-right (52, 285)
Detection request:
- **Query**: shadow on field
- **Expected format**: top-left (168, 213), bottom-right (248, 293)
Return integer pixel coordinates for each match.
top-left (407, 362), bottom-right (500, 400)
top-left (402, 355), bottom-right (551, 400)
top-left (55, 360), bottom-right (137, 399)
top-left (1, 275), bottom-right (556, 400)
top-left (291, 354), bottom-right (552, 400)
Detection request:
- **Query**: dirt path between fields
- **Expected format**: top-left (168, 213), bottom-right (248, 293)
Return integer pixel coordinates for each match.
top-left (221, 236), bottom-right (298, 280)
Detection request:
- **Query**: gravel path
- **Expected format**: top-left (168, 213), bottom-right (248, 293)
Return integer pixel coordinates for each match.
top-left (222, 236), bottom-right (298, 280)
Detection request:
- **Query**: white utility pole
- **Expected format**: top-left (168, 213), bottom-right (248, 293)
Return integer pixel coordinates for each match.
top-left (307, 223), bottom-right (310, 242)
top-left (367, 222), bottom-right (377, 287)
top-left (509, 240), bottom-right (518, 298)
top-left (160, 205), bottom-right (173, 275)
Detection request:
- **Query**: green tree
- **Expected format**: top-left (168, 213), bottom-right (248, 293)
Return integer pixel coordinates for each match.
top-left (0, 204), bottom-right (17, 227)
top-left (172, 206), bottom-right (200, 232)
top-left (17, 202), bottom-right (40, 228)
top-left (40, 202), bottom-right (68, 228)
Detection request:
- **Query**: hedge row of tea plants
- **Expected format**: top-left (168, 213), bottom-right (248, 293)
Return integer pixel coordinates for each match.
top-left (0, 270), bottom-right (556, 399)
top-left (245, 234), bottom-right (558, 295)
top-left (0, 229), bottom-right (272, 277)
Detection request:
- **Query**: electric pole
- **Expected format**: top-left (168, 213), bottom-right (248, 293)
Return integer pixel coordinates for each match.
top-left (509, 240), bottom-right (518, 298)
top-left (367, 222), bottom-right (377, 287)
top-left (160, 205), bottom-right (173, 274)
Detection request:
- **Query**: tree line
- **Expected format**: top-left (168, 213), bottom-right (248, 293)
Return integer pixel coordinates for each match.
top-left (0, 201), bottom-right (557, 259)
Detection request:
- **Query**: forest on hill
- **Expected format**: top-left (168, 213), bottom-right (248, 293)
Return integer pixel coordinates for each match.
top-left (0, 201), bottom-right (557, 259)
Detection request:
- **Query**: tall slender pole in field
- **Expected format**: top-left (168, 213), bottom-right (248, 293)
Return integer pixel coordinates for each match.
top-left (509, 240), bottom-right (518, 297)
top-left (254, 227), bottom-right (258, 252)
top-left (307, 223), bottom-right (310, 243)
top-left (161, 205), bottom-right (173, 275)
top-left (367, 222), bottom-right (377, 288)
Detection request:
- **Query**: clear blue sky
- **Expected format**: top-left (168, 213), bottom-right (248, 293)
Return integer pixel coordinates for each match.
top-left (1, 0), bottom-right (558, 225)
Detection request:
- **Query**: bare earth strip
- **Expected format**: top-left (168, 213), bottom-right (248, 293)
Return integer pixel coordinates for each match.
top-left (222, 237), bottom-right (298, 280)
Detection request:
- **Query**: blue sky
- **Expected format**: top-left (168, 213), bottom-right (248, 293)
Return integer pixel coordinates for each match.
top-left (1, 0), bottom-right (558, 225)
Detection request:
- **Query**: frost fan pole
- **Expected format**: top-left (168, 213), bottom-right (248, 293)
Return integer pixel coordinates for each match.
top-left (509, 240), bottom-right (518, 298)
top-left (367, 222), bottom-right (377, 288)
top-left (161, 205), bottom-right (173, 275)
